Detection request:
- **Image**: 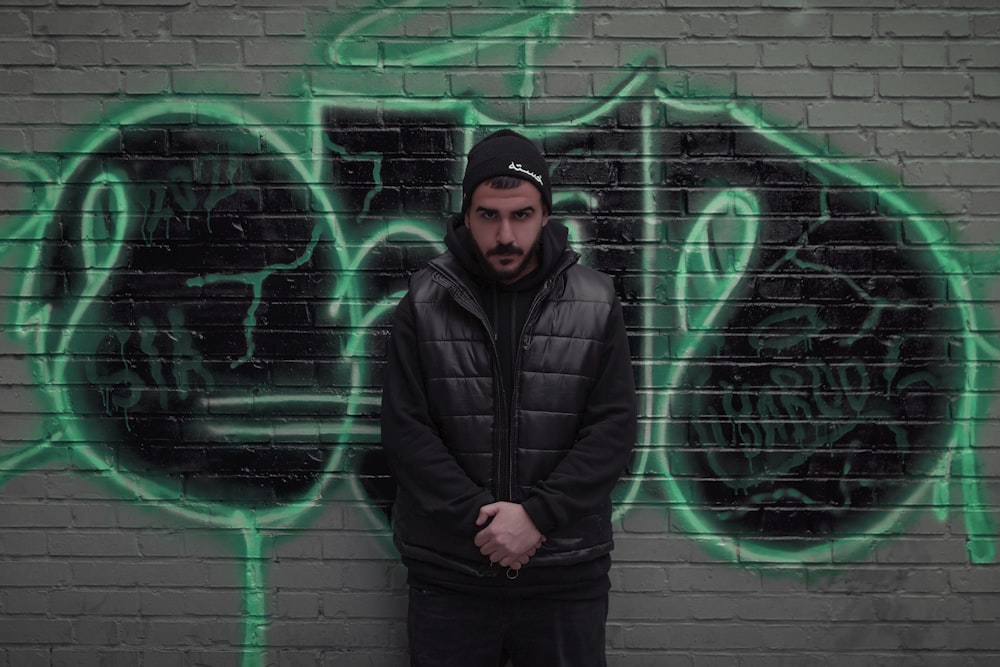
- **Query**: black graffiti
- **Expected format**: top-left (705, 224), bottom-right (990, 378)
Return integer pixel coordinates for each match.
top-left (39, 104), bottom-right (960, 540)
top-left (43, 117), bottom-right (337, 503)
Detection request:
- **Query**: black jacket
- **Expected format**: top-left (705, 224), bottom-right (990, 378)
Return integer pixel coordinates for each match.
top-left (380, 219), bottom-right (637, 594)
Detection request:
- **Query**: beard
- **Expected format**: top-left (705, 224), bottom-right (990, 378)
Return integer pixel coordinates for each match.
top-left (476, 237), bottom-right (542, 284)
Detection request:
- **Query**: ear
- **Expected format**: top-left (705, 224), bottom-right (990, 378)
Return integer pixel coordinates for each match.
top-left (541, 211), bottom-right (549, 227)
top-left (464, 211), bottom-right (471, 229)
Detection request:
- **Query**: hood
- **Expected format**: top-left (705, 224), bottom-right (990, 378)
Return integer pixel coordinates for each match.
top-left (443, 213), bottom-right (571, 292)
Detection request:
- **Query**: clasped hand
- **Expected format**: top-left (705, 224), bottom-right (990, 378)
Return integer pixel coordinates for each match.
top-left (474, 502), bottom-right (546, 571)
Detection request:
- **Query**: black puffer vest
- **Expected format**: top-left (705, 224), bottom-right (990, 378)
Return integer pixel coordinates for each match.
top-left (392, 249), bottom-right (618, 574)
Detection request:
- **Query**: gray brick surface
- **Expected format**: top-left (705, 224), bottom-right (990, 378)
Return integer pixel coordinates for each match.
top-left (32, 11), bottom-right (122, 36)
top-left (1, 2), bottom-right (999, 664)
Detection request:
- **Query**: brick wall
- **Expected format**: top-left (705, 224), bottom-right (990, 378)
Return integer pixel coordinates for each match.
top-left (1, 1), bottom-right (999, 665)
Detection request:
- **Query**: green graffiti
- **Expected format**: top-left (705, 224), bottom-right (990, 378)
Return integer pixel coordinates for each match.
top-left (0, 2), bottom-right (996, 664)
top-left (617, 90), bottom-right (995, 566)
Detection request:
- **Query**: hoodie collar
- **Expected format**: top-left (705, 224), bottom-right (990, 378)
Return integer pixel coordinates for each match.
top-left (443, 213), bottom-right (572, 292)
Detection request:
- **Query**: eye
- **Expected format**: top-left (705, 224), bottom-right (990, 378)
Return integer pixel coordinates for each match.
top-left (514, 210), bottom-right (531, 220)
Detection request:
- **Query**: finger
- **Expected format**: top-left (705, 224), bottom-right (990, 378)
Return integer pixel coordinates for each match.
top-left (477, 503), bottom-right (502, 526)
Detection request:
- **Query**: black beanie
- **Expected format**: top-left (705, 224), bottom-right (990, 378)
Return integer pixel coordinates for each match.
top-left (461, 129), bottom-right (552, 214)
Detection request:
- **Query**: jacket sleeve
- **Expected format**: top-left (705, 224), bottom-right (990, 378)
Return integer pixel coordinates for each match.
top-left (380, 291), bottom-right (496, 532)
top-left (520, 296), bottom-right (637, 535)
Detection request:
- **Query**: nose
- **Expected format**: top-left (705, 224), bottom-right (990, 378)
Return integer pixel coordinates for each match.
top-left (497, 218), bottom-right (515, 245)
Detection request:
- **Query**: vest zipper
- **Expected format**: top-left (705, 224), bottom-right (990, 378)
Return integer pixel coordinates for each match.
top-left (507, 279), bottom-right (554, 501)
top-left (431, 254), bottom-right (576, 505)
top-left (432, 277), bottom-right (508, 501)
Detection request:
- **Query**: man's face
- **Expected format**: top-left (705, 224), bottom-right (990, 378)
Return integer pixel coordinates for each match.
top-left (464, 180), bottom-right (549, 284)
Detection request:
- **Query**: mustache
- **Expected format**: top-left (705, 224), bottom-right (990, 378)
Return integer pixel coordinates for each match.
top-left (487, 243), bottom-right (524, 257)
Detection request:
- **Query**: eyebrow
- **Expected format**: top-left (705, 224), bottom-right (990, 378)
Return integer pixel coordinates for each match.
top-left (475, 205), bottom-right (535, 215)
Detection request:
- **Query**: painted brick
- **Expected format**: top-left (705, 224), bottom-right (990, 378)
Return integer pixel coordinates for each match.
top-left (617, 565), bottom-right (670, 592)
top-left (952, 101), bottom-right (1000, 127)
top-left (380, 41), bottom-right (475, 67)
top-left (0, 99), bottom-right (58, 124)
top-left (49, 590), bottom-right (141, 616)
top-left (403, 70), bottom-right (448, 97)
top-left (244, 39), bottom-right (324, 66)
top-left (243, 0), bottom-right (346, 6)
top-left (974, 14), bottom-right (1000, 37)
top-left (2, 589), bottom-right (48, 614)
top-left (876, 130), bottom-right (970, 157)
top-left (688, 14), bottom-right (736, 38)
top-left (395, 11), bottom-right (448, 38)
top-left (0, 620), bottom-right (73, 645)
top-left (0, 504), bottom-right (72, 529)
top-left (761, 42), bottom-right (808, 67)
top-left (737, 72), bottom-right (830, 97)
top-left (831, 12), bottom-right (873, 37)
top-left (665, 0), bottom-right (759, 6)
top-left (951, 625), bottom-right (1000, 650)
top-left (541, 42), bottom-right (620, 67)
top-left (172, 69), bottom-right (262, 95)
top-left (192, 40), bottom-right (241, 65)
top-left (47, 532), bottom-right (139, 558)
top-left (879, 72), bottom-right (971, 98)
top-left (0, 11), bottom-right (30, 36)
top-left (103, 0), bottom-right (190, 5)
top-left (32, 11), bottom-right (122, 36)
top-left (0, 532), bottom-right (44, 556)
top-left (274, 591), bottom-right (321, 619)
top-left (51, 650), bottom-right (143, 667)
top-left (667, 42), bottom-right (757, 67)
top-left (903, 99), bottom-right (950, 126)
top-left (56, 40), bottom-right (103, 67)
top-left (450, 71), bottom-right (526, 98)
top-left (170, 11), bottom-right (263, 36)
top-left (263, 70), bottom-right (309, 96)
top-left (543, 71), bottom-right (590, 97)
top-left (0, 561), bottom-right (72, 587)
top-left (737, 12), bottom-right (828, 37)
top-left (0, 41), bottom-right (54, 65)
top-left (974, 73), bottom-right (1000, 99)
top-left (807, 100), bottom-right (902, 127)
top-left (103, 41), bottom-right (193, 66)
top-left (264, 10), bottom-right (307, 36)
top-left (123, 69), bottom-right (170, 94)
top-left (832, 72), bottom-right (876, 98)
top-left (951, 43), bottom-right (1000, 69)
top-left (902, 42), bottom-right (949, 68)
top-left (877, 13), bottom-right (971, 38)
top-left (123, 12), bottom-right (164, 37)
top-left (0, 69), bottom-right (31, 94)
top-left (807, 42), bottom-right (899, 68)
top-left (625, 622), bottom-right (762, 650)
top-left (594, 12), bottom-right (686, 39)
top-left (32, 69), bottom-right (121, 94)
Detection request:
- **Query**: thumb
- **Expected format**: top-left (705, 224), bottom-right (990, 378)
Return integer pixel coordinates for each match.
top-left (476, 503), bottom-right (500, 526)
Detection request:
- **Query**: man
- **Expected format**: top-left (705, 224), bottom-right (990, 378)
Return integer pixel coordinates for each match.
top-left (380, 129), bottom-right (637, 666)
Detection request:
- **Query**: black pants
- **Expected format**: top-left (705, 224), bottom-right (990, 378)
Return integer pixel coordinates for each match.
top-left (407, 585), bottom-right (609, 667)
